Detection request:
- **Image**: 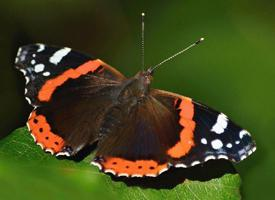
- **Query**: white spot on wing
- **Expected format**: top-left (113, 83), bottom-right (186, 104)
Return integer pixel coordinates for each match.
top-left (37, 143), bottom-right (44, 149)
top-left (174, 163), bottom-right (187, 168)
top-left (211, 139), bottom-right (223, 149)
top-left (30, 133), bottom-right (36, 142)
top-left (131, 174), bottom-right (143, 178)
top-left (56, 152), bottom-right (70, 157)
top-left (252, 146), bottom-right (257, 152)
top-left (191, 161), bottom-right (201, 166)
top-left (211, 113), bottom-right (228, 134)
top-left (235, 140), bottom-right (240, 144)
top-left (247, 150), bottom-right (253, 156)
top-left (34, 64), bottom-right (45, 73)
top-left (26, 122), bottom-right (31, 131)
top-left (45, 149), bottom-right (54, 155)
top-left (19, 69), bottom-right (27, 75)
top-left (240, 155), bottom-right (247, 160)
top-left (239, 129), bottom-right (251, 139)
top-left (204, 155), bottom-right (216, 161)
top-left (43, 72), bottom-right (50, 76)
top-left (218, 155), bottom-right (228, 159)
top-left (226, 143), bottom-right (232, 148)
top-left (31, 60), bottom-right (36, 65)
top-left (25, 76), bottom-right (30, 84)
top-left (201, 138), bottom-right (207, 144)
top-left (49, 47), bottom-right (71, 65)
top-left (118, 173), bottom-right (129, 177)
top-left (104, 169), bottom-right (116, 175)
top-left (91, 161), bottom-right (102, 170)
top-left (159, 167), bottom-right (169, 175)
top-left (145, 174), bottom-right (157, 177)
top-left (37, 44), bottom-right (45, 52)
top-left (25, 97), bottom-right (32, 104)
top-left (16, 47), bottom-right (22, 57)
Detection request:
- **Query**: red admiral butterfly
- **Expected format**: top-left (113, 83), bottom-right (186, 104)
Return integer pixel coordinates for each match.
top-left (14, 15), bottom-right (256, 178)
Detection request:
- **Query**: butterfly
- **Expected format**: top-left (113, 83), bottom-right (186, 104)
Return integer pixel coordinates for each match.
top-left (15, 42), bottom-right (256, 178)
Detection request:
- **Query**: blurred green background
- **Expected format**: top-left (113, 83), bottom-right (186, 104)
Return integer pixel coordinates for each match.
top-left (0, 0), bottom-right (274, 199)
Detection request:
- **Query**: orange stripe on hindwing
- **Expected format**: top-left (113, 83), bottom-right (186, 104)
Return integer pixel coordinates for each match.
top-left (167, 97), bottom-right (195, 158)
top-left (27, 111), bottom-right (65, 153)
top-left (38, 60), bottom-right (102, 102)
top-left (95, 157), bottom-right (169, 177)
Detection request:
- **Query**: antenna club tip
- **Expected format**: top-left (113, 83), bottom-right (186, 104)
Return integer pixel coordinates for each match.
top-left (141, 12), bottom-right (145, 16)
top-left (195, 37), bottom-right (205, 44)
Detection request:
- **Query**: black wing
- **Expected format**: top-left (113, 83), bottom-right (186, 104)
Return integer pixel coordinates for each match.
top-left (152, 89), bottom-right (256, 167)
top-left (92, 95), bottom-right (182, 177)
top-left (92, 89), bottom-right (256, 177)
top-left (16, 44), bottom-right (126, 155)
top-left (28, 76), bottom-right (120, 156)
top-left (15, 44), bottom-right (125, 106)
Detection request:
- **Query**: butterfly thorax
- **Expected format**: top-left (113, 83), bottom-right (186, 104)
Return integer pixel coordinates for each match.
top-left (117, 71), bottom-right (152, 103)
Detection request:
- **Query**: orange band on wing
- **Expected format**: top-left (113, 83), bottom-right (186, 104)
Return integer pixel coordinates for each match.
top-left (38, 59), bottom-right (102, 102)
top-left (27, 111), bottom-right (65, 153)
top-left (99, 157), bottom-right (168, 177)
top-left (167, 97), bottom-right (195, 158)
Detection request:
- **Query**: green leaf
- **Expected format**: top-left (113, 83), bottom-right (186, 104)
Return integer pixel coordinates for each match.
top-left (0, 127), bottom-right (241, 200)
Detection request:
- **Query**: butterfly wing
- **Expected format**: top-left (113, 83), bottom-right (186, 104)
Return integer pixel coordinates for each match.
top-left (92, 89), bottom-right (256, 177)
top-left (92, 95), bottom-right (181, 177)
top-left (15, 44), bottom-right (125, 106)
top-left (151, 89), bottom-right (256, 167)
top-left (16, 44), bottom-right (126, 155)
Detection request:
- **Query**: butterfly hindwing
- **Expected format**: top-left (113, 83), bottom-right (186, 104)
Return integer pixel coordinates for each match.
top-left (27, 74), bottom-right (123, 156)
top-left (15, 44), bottom-right (125, 106)
top-left (92, 95), bottom-right (182, 177)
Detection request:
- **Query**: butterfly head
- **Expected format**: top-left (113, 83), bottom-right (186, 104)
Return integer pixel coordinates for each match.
top-left (127, 70), bottom-right (153, 97)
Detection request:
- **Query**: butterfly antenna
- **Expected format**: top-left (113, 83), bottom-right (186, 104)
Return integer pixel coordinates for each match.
top-left (141, 12), bottom-right (145, 70)
top-left (148, 37), bottom-right (204, 74)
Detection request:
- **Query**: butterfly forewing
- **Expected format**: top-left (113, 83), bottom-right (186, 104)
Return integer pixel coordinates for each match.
top-left (15, 44), bottom-right (125, 106)
top-left (152, 89), bottom-right (256, 167)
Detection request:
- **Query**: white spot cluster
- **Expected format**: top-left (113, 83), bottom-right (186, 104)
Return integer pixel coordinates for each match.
top-left (211, 113), bottom-right (228, 134)
top-left (91, 161), bottom-right (172, 178)
top-left (49, 47), bottom-right (71, 65)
